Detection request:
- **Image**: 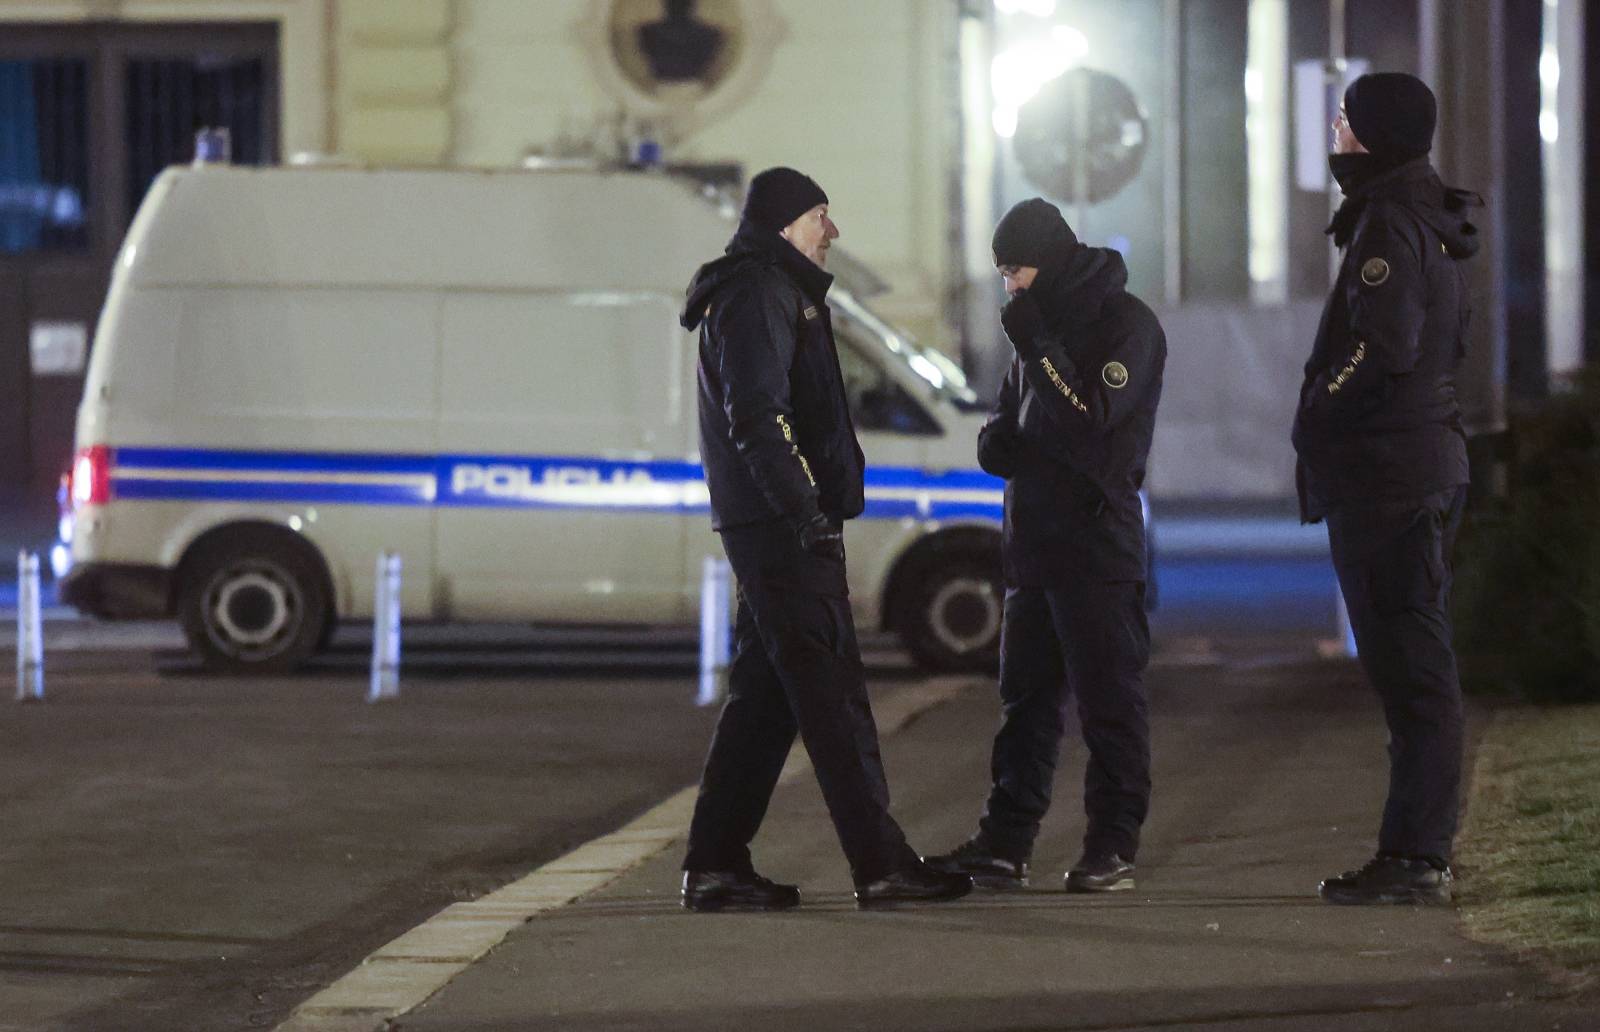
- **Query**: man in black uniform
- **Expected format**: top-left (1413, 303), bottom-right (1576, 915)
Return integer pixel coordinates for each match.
top-left (678, 167), bottom-right (972, 911)
top-left (929, 198), bottom-right (1165, 893)
top-left (1292, 73), bottom-right (1482, 905)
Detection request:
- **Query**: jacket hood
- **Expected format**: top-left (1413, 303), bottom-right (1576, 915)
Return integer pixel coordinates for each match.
top-left (681, 219), bottom-right (834, 330)
top-left (1418, 184), bottom-right (1484, 259)
top-left (681, 249), bottom-right (765, 331)
top-left (1031, 244), bottom-right (1129, 329)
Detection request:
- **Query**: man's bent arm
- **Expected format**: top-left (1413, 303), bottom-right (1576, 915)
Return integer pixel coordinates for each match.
top-left (710, 281), bottom-right (821, 519)
top-left (1299, 210), bottom-right (1427, 427)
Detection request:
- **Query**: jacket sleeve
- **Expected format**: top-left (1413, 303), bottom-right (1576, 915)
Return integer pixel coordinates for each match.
top-left (1017, 321), bottom-right (1159, 436)
top-left (708, 278), bottom-right (821, 520)
top-left (977, 359), bottom-right (1023, 479)
top-left (1298, 207), bottom-right (1427, 426)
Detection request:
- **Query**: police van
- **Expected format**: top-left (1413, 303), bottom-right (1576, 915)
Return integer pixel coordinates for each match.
top-left (57, 161), bottom-right (1008, 673)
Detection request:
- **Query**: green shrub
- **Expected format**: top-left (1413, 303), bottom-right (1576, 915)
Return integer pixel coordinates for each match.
top-left (1453, 367), bottom-right (1600, 702)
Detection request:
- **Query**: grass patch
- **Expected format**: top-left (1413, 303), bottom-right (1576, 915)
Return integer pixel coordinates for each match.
top-left (1458, 704), bottom-right (1600, 975)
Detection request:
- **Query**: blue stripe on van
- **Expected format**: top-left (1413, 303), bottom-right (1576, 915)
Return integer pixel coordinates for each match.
top-left (116, 447), bottom-right (436, 475)
top-left (858, 465), bottom-right (999, 491)
top-left (112, 479), bottom-right (435, 507)
top-left (107, 447), bottom-right (1005, 522)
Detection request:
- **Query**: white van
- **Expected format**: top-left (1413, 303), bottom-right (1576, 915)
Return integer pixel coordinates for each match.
top-left (57, 163), bottom-right (1007, 673)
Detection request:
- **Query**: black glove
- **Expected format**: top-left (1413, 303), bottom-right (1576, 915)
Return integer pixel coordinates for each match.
top-left (1000, 290), bottom-right (1048, 359)
top-left (795, 510), bottom-right (845, 561)
top-left (977, 420), bottom-right (1022, 480)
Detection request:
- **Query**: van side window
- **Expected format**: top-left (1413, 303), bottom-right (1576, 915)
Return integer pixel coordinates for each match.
top-left (834, 324), bottom-right (940, 437)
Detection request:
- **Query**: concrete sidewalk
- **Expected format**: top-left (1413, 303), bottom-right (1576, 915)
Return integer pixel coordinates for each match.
top-left (381, 650), bottom-right (1591, 1032)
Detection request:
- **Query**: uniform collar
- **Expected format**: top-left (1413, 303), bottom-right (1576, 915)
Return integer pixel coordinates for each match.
top-left (728, 219), bottom-right (834, 307)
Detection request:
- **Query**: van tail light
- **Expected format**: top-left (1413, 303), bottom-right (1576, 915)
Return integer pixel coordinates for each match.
top-left (71, 446), bottom-right (112, 509)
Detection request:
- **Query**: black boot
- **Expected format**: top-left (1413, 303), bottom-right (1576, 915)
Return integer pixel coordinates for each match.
top-left (682, 870), bottom-right (801, 912)
top-left (1318, 855), bottom-right (1452, 905)
top-left (925, 837), bottom-right (1029, 889)
top-left (855, 861), bottom-right (974, 909)
top-left (1065, 852), bottom-right (1136, 893)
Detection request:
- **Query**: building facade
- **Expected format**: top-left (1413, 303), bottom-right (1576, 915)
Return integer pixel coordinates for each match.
top-left (0, 0), bottom-right (957, 488)
top-left (2, 0), bottom-right (1588, 500)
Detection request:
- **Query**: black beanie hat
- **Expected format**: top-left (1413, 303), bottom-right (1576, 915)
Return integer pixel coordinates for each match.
top-left (1343, 72), bottom-right (1436, 162)
top-left (991, 197), bottom-right (1079, 267)
top-left (742, 167), bottom-right (829, 233)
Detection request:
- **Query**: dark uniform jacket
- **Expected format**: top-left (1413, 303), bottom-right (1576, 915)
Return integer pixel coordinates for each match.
top-left (979, 247), bottom-right (1166, 586)
top-left (1292, 158), bottom-right (1482, 523)
top-left (681, 220), bottom-right (865, 532)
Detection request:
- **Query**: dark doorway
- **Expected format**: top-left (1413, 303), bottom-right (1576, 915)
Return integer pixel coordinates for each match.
top-left (0, 22), bottom-right (278, 491)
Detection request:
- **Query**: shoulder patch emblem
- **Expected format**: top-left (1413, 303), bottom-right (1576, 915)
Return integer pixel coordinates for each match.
top-left (1360, 258), bottom-right (1390, 286)
top-left (1101, 361), bottom-right (1130, 389)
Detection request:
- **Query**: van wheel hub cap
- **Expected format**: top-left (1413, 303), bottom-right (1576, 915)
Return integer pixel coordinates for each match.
top-left (208, 566), bottom-right (297, 649)
top-left (928, 577), bottom-right (1000, 654)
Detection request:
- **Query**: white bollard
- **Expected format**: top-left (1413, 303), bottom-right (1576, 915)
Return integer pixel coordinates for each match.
top-left (697, 555), bottom-right (733, 707)
top-left (16, 550), bottom-right (44, 702)
top-left (368, 551), bottom-right (402, 702)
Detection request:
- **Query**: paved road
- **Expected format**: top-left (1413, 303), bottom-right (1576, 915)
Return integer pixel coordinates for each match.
top-left (1, 632), bottom-right (847, 1032)
top-left (5, 623), bottom-right (1588, 1030)
top-left (385, 649), bottom-right (1594, 1032)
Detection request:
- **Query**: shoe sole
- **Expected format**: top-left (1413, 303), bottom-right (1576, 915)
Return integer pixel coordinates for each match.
top-left (926, 866), bottom-right (1027, 891)
top-left (924, 865), bottom-right (1026, 891)
top-left (924, 859), bottom-right (1028, 891)
top-left (855, 887), bottom-right (974, 910)
top-left (1319, 888), bottom-right (1451, 906)
top-left (970, 873), bottom-right (1029, 891)
top-left (1065, 876), bottom-right (1136, 893)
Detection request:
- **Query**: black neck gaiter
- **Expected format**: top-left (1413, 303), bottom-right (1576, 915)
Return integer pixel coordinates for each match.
top-left (1326, 152), bottom-right (1413, 248)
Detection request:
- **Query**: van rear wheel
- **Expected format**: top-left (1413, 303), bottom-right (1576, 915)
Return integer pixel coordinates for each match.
top-left (178, 530), bottom-right (330, 674)
top-left (898, 555), bottom-right (1002, 673)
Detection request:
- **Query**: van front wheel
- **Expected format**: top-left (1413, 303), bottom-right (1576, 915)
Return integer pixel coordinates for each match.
top-left (178, 530), bottom-right (330, 674)
top-left (898, 556), bottom-right (1003, 673)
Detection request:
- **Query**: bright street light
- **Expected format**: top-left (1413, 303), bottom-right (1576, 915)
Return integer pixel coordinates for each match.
top-left (990, 26), bottom-right (1089, 139)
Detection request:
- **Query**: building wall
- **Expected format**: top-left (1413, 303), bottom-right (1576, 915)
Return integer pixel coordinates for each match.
top-left (336, 0), bottom-right (453, 164)
top-left (0, 0), bottom-right (335, 154)
top-left (449, 0), bottom-right (953, 339)
top-left (0, 0), bottom-right (957, 345)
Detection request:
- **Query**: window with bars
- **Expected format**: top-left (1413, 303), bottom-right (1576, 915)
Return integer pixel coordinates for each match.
top-left (124, 56), bottom-right (270, 216)
top-left (0, 58), bottom-right (91, 254)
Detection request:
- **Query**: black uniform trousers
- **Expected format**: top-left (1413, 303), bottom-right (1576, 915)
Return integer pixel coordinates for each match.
top-left (1326, 484), bottom-right (1468, 862)
top-left (682, 518), bottom-right (919, 886)
top-left (978, 580), bottom-right (1152, 862)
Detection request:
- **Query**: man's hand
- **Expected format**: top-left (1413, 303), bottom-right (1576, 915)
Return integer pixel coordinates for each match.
top-left (977, 413), bottom-right (1023, 479)
top-left (1000, 291), bottom-right (1048, 359)
top-left (795, 511), bottom-right (845, 561)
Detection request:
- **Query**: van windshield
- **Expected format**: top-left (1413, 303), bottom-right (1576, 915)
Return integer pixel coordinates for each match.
top-left (831, 289), bottom-right (983, 413)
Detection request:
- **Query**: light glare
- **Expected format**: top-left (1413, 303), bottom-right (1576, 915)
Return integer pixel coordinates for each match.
top-left (994, 0), bottom-right (1057, 15)
top-left (72, 454), bottom-right (93, 507)
top-left (908, 353), bottom-right (946, 389)
top-left (1050, 25), bottom-right (1089, 62)
top-left (990, 27), bottom-right (1089, 124)
top-left (1539, 47), bottom-right (1560, 89)
top-left (1243, 67), bottom-right (1263, 104)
